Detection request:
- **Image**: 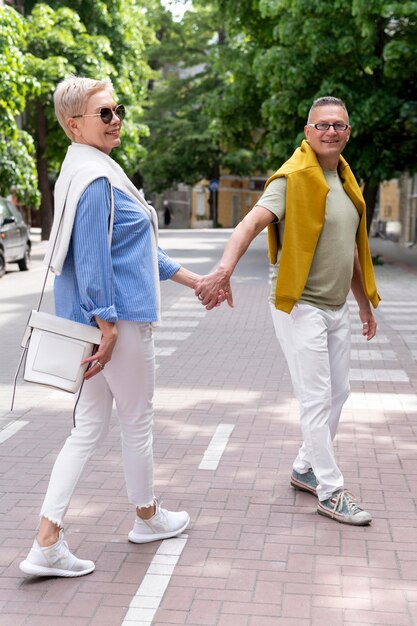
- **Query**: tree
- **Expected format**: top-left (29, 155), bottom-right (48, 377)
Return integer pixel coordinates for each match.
top-left (0, 6), bottom-right (40, 207)
top-left (138, 3), bottom-right (220, 192)
top-left (214, 0), bottom-right (417, 230)
top-left (30, 0), bottom-right (155, 174)
top-left (22, 3), bottom-right (114, 238)
top-left (23, 0), bottom-right (155, 239)
top-left (138, 1), bottom-right (266, 197)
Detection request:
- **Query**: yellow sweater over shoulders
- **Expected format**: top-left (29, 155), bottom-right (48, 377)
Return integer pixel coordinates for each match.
top-left (266, 140), bottom-right (380, 313)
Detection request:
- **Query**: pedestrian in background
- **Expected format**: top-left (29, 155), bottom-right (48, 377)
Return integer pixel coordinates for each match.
top-left (163, 200), bottom-right (172, 227)
top-left (19, 75), bottom-right (208, 578)
top-left (196, 96), bottom-right (380, 526)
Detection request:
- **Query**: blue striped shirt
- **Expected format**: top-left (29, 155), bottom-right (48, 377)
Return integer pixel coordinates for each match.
top-left (54, 177), bottom-right (180, 325)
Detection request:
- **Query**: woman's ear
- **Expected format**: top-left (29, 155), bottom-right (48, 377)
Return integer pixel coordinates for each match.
top-left (67, 117), bottom-right (81, 137)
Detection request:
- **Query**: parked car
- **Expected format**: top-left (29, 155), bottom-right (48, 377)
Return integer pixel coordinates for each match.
top-left (0, 197), bottom-right (31, 278)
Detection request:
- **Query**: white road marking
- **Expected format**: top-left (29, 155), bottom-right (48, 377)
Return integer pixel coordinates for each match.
top-left (350, 335), bottom-right (390, 343)
top-left (346, 392), bottom-right (417, 411)
top-left (161, 320), bottom-right (199, 327)
top-left (121, 535), bottom-right (188, 625)
top-left (350, 349), bottom-right (397, 360)
top-left (198, 423), bottom-right (235, 470)
top-left (155, 331), bottom-right (192, 341)
top-left (0, 420), bottom-right (28, 444)
top-left (349, 368), bottom-right (408, 382)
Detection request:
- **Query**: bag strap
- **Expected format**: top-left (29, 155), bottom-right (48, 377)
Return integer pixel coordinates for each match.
top-left (11, 181), bottom-right (115, 413)
top-left (10, 343), bottom-right (28, 412)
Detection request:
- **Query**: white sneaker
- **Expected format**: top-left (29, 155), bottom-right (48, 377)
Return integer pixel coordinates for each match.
top-left (19, 529), bottom-right (95, 577)
top-left (128, 500), bottom-right (190, 544)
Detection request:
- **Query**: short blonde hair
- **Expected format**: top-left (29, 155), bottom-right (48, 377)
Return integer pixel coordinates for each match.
top-left (54, 75), bottom-right (113, 140)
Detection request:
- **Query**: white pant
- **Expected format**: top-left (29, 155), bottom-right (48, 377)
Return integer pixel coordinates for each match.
top-left (40, 321), bottom-right (155, 526)
top-left (270, 303), bottom-right (351, 501)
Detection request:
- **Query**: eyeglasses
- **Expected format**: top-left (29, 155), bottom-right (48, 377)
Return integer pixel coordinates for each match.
top-left (72, 104), bottom-right (126, 124)
top-left (307, 122), bottom-right (349, 132)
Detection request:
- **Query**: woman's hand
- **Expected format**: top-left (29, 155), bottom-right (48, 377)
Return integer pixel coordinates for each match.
top-left (195, 270), bottom-right (234, 310)
top-left (170, 267), bottom-right (229, 308)
top-left (82, 320), bottom-right (118, 379)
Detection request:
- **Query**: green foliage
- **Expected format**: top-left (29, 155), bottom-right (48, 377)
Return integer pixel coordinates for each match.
top-left (139, 4), bottom-right (216, 191)
top-left (0, 7), bottom-right (30, 134)
top-left (0, 131), bottom-right (40, 206)
top-left (24, 3), bottom-right (116, 175)
top-left (0, 6), bottom-right (40, 206)
top-left (24, 1), bottom-right (155, 177)
top-left (4, 0), bottom-right (416, 207)
top-left (139, 1), bottom-right (266, 192)
top-left (1, 1), bottom-right (155, 215)
top-left (216, 0), bottom-right (417, 186)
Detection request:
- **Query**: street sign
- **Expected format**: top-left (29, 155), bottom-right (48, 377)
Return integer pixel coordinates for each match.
top-left (208, 179), bottom-right (219, 192)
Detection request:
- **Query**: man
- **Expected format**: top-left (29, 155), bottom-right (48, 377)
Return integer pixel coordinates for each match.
top-left (196, 96), bottom-right (380, 525)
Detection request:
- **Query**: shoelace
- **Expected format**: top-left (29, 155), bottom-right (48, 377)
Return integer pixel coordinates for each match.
top-left (329, 490), bottom-right (362, 517)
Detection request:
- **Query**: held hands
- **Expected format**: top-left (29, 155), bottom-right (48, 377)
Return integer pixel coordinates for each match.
top-left (195, 269), bottom-right (234, 310)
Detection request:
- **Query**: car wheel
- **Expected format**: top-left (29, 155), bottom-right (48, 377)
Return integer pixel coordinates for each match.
top-left (18, 244), bottom-right (31, 271)
top-left (0, 250), bottom-right (5, 278)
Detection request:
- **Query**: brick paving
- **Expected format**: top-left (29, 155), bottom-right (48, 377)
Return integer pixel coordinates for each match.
top-left (0, 231), bottom-right (417, 625)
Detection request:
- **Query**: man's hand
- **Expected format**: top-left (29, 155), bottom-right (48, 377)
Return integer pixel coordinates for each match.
top-left (195, 269), bottom-right (234, 310)
top-left (194, 205), bottom-right (275, 310)
top-left (359, 308), bottom-right (377, 341)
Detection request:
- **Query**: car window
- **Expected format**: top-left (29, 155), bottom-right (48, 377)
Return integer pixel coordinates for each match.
top-left (7, 201), bottom-right (23, 224)
top-left (0, 199), bottom-right (13, 223)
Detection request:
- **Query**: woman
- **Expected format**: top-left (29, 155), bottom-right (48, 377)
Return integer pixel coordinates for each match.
top-left (20, 76), bottom-right (209, 577)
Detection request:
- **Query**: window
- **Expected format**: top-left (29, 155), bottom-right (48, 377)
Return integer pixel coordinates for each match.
top-left (249, 178), bottom-right (267, 191)
top-left (0, 199), bottom-right (13, 222)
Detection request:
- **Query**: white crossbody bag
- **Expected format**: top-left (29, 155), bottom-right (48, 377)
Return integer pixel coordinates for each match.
top-left (11, 183), bottom-right (114, 413)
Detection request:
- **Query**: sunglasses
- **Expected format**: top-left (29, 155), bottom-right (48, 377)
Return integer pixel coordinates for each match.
top-left (72, 104), bottom-right (126, 124)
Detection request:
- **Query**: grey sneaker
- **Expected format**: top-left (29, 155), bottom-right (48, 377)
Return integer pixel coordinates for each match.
top-left (128, 499), bottom-right (190, 544)
top-left (19, 529), bottom-right (95, 577)
top-left (317, 490), bottom-right (372, 526)
top-left (290, 468), bottom-right (318, 496)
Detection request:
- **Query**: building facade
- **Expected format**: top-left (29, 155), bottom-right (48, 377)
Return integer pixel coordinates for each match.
top-left (191, 175), bottom-right (266, 228)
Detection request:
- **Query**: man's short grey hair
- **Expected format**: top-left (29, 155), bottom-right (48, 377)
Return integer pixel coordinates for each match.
top-left (307, 96), bottom-right (349, 123)
top-left (54, 75), bottom-right (113, 140)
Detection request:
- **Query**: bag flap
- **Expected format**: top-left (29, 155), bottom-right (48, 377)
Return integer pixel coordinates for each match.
top-left (28, 310), bottom-right (102, 344)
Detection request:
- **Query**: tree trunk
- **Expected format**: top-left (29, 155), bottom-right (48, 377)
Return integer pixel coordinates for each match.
top-left (362, 182), bottom-right (378, 235)
top-left (36, 102), bottom-right (54, 240)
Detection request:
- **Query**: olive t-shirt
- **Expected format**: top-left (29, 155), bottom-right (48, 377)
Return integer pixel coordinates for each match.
top-left (257, 171), bottom-right (360, 310)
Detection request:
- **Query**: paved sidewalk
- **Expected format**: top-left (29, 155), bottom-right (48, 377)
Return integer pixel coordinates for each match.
top-left (0, 232), bottom-right (417, 625)
top-left (372, 236), bottom-right (417, 274)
